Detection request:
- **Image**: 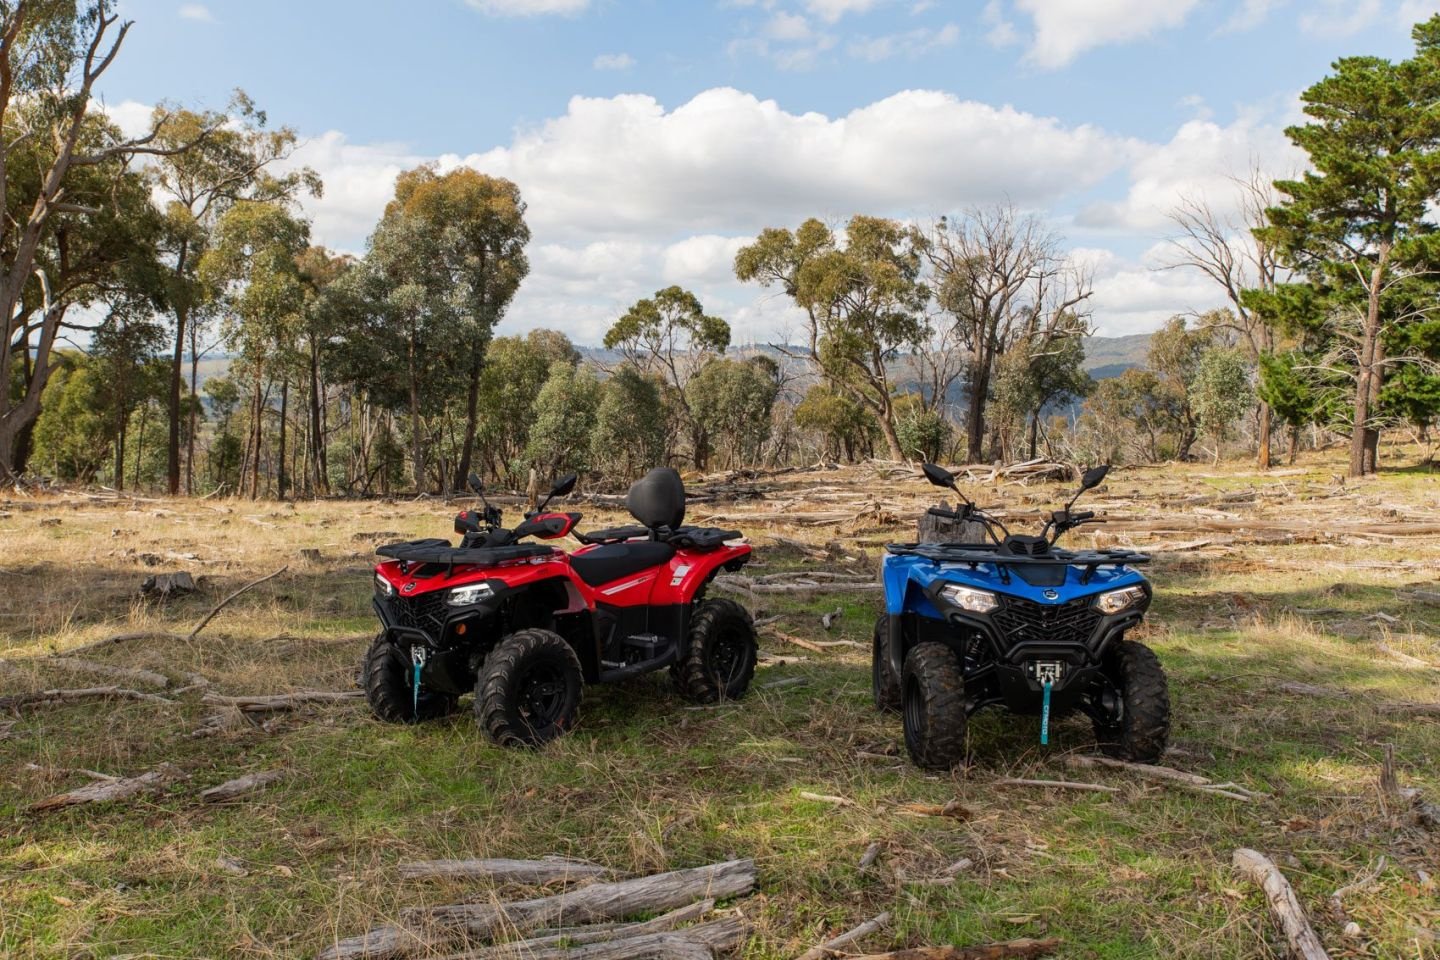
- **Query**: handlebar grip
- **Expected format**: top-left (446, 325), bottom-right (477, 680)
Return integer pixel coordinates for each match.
top-left (1071, 511), bottom-right (1095, 522)
top-left (927, 506), bottom-right (960, 520)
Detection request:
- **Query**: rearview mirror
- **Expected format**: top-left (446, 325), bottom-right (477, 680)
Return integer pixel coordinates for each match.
top-left (467, 472), bottom-right (484, 494)
top-left (551, 472), bottom-right (577, 498)
top-left (1080, 464), bottom-right (1110, 491)
top-left (922, 463), bottom-right (956, 488)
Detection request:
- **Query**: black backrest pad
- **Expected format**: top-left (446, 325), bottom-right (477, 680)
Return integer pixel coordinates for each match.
top-left (626, 466), bottom-right (686, 529)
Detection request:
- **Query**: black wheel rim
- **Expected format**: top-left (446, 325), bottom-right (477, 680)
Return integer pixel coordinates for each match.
top-left (518, 662), bottom-right (567, 730)
top-left (709, 628), bottom-right (748, 690)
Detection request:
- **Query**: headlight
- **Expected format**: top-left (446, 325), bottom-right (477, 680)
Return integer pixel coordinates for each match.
top-left (447, 583), bottom-right (494, 607)
top-left (374, 574), bottom-right (394, 597)
top-left (1094, 585), bottom-right (1146, 615)
top-left (938, 584), bottom-right (999, 614)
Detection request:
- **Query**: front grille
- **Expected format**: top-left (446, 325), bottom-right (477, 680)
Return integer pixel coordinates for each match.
top-left (991, 595), bottom-right (1101, 650)
top-left (389, 590), bottom-right (450, 636)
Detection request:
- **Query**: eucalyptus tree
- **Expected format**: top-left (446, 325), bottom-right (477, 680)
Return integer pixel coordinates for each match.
top-left (382, 166), bottom-right (530, 490)
top-left (0, 0), bottom-right (190, 478)
top-left (736, 216), bottom-right (929, 461)
top-left (198, 202), bottom-right (309, 498)
top-left (148, 98), bottom-right (319, 494)
top-left (604, 286), bottom-right (729, 469)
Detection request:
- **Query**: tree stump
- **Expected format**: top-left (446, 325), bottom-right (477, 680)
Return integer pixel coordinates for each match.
top-left (140, 572), bottom-right (196, 599)
top-left (917, 500), bottom-right (986, 544)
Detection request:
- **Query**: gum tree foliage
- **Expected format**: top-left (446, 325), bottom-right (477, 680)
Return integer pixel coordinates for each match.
top-left (292, 246), bottom-right (353, 496)
top-left (148, 99), bottom-right (318, 494)
top-left (1078, 369), bottom-right (1181, 464)
top-left (1245, 15), bottom-right (1440, 476)
top-left (921, 204), bottom-right (1092, 463)
top-left (198, 201), bottom-right (309, 499)
top-left (793, 384), bottom-right (879, 462)
top-left (0, 0), bottom-right (198, 478)
top-left (683, 355), bottom-right (781, 469)
top-left (476, 329), bottom-right (580, 482)
top-left (735, 216), bottom-right (928, 461)
top-left (590, 366), bottom-right (667, 482)
top-left (386, 168), bottom-right (530, 489)
top-left (1147, 315), bottom-right (1221, 461)
top-left (1192, 347), bottom-right (1255, 462)
top-left (604, 286), bottom-right (729, 470)
top-left (202, 374), bottom-right (243, 491)
top-left (892, 393), bottom-right (952, 463)
top-left (990, 310), bottom-right (1093, 460)
top-left (526, 360), bottom-right (601, 477)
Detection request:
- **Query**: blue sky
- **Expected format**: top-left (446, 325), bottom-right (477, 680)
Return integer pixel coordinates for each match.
top-left (102, 0), bottom-right (1440, 343)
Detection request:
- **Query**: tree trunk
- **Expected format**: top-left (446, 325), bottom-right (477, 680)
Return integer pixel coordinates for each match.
top-left (876, 407), bottom-right (905, 461)
top-left (1257, 399), bottom-right (1272, 471)
top-left (250, 375), bottom-right (263, 500)
top-left (277, 377), bottom-right (288, 499)
top-left (455, 356), bottom-right (481, 492)
top-left (1027, 411), bottom-right (1039, 461)
top-left (1350, 251), bottom-right (1388, 477)
top-left (167, 297), bottom-right (187, 496)
top-left (186, 317), bottom-right (199, 495)
top-left (309, 343), bottom-right (327, 495)
top-left (1288, 423), bottom-right (1300, 464)
top-left (965, 359), bottom-right (987, 463)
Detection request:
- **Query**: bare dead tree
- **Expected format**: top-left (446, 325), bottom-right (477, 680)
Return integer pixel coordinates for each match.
top-left (923, 204), bottom-right (1092, 463)
top-left (1163, 166), bottom-right (1290, 469)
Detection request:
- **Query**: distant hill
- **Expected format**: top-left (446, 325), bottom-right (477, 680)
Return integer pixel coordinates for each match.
top-left (1081, 333), bottom-right (1150, 375)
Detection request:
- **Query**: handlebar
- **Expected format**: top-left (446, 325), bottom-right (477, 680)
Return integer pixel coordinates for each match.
top-left (1070, 510), bottom-right (1095, 522)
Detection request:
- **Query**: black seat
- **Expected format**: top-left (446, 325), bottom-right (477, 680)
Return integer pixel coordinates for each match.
top-left (570, 541), bottom-right (677, 587)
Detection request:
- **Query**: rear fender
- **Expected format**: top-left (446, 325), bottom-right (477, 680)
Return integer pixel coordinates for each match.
top-left (649, 543), bottom-right (752, 606)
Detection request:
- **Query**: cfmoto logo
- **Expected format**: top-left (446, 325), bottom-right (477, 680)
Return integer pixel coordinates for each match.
top-left (402, 582), bottom-right (416, 593)
top-left (1043, 589), bottom-right (1059, 600)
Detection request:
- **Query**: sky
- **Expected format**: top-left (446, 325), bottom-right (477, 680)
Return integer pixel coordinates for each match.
top-left (99, 0), bottom-right (1440, 344)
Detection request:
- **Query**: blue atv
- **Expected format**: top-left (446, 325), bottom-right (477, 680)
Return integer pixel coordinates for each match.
top-left (875, 463), bottom-right (1169, 770)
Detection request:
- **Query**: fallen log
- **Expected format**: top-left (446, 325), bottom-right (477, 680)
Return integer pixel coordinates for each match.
top-left (398, 858), bottom-right (609, 884)
top-left (0, 685), bottom-right (175, 711)
top-left (796, 911), bottom-right (892, 960)
top-left (993, 778), bottom-right (1118, 794)
top-left (850, 938), bottom-right (1062, 959)
top-left (1064, 756), bottom-right (1266, 802)
top-left (202, 690), bottom-right (364, 713)
top-left (433, 901), bottom-right (723, 959)
top-left (47, 657), bottom-right (169, 688)
top-left (31, 764), bottom-right (180, 812)
top-left (1232, 848), bottom-right (1331, 960)
top-left (318, 859), bottom-right (757, 960)
top-left (201, 769), bottom-right (287, 802)
top-left (798, 791), bottom-right (855, 807)
top-left (1379, 701), bottom-right (1440, 718)
top-left (858, 843), bottom-right (883, 870)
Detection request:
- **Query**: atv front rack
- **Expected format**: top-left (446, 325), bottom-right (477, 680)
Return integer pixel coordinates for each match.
top-left (886, 542), bottom-right (1149, 584)
top-left (377, 538), bottom-right (558, 572)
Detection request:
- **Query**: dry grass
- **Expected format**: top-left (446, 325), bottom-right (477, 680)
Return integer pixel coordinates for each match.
top-left (1, 448), bottom-right (1438, 958)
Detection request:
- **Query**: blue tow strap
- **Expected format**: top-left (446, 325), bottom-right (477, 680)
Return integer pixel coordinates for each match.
top-left (1040, 681), bottom-right (1052, 745)
top-left (413, 660), bottom-right (422, 719)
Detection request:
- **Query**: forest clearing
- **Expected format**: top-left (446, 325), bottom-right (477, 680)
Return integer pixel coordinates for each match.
top-left (2, 448), bottom-right (1437, 959)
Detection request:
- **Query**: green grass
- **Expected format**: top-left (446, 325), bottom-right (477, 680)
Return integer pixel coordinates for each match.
top-left (2, 463), bottom-right (1439, 959)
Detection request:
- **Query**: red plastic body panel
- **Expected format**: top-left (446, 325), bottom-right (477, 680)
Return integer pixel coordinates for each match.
top-left (375, 539), bottom-right (751, 611)
top-left (531, 512), bottom-right (579, 539)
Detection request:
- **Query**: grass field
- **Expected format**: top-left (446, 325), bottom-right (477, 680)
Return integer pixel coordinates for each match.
top-left (1, 450), bottom-right (1438, 959)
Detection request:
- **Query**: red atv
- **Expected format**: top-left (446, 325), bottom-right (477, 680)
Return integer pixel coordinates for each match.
top-left (364, 467), bottom-right (757, 746)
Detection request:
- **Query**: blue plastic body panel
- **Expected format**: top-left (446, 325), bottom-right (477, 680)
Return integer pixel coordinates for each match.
top-left (882, 552), bottom-right (1148, 616)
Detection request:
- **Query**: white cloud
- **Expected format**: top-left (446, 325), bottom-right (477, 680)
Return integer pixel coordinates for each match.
top-left (1014, 0), bottom-right (1202, 69)
top-left (805, 0), bottom-right (885, 23)
top-left (1398, 0), bottom-right (1440, 27)
top-left (1218, 0), bottom-right (1287, 33)
top-left (848, 23), bottom-right (959, 61)
top-left (457, 88), bottom-right (1134, 240)
top-left (100, 100), bottom-right (158, 139)
top-left (1075, 111), bottom-right (1305, 232)
top-left (765, 11), bottom-right (813, 40)
top-left (981, 0), bottom-right (1020, 47)
top-left (1077, 245), bottom-right (1228, 337)
top-left (1299, 0), bottom-right (1382, 35)
top-left (592, 52), bottom-right (636, 70)
top-left (465, 0), bottom-right (589, 16)
top-left (178, 3), bottom-right (215, 22)
top-left (662, 235), bottom-right (753, 285)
